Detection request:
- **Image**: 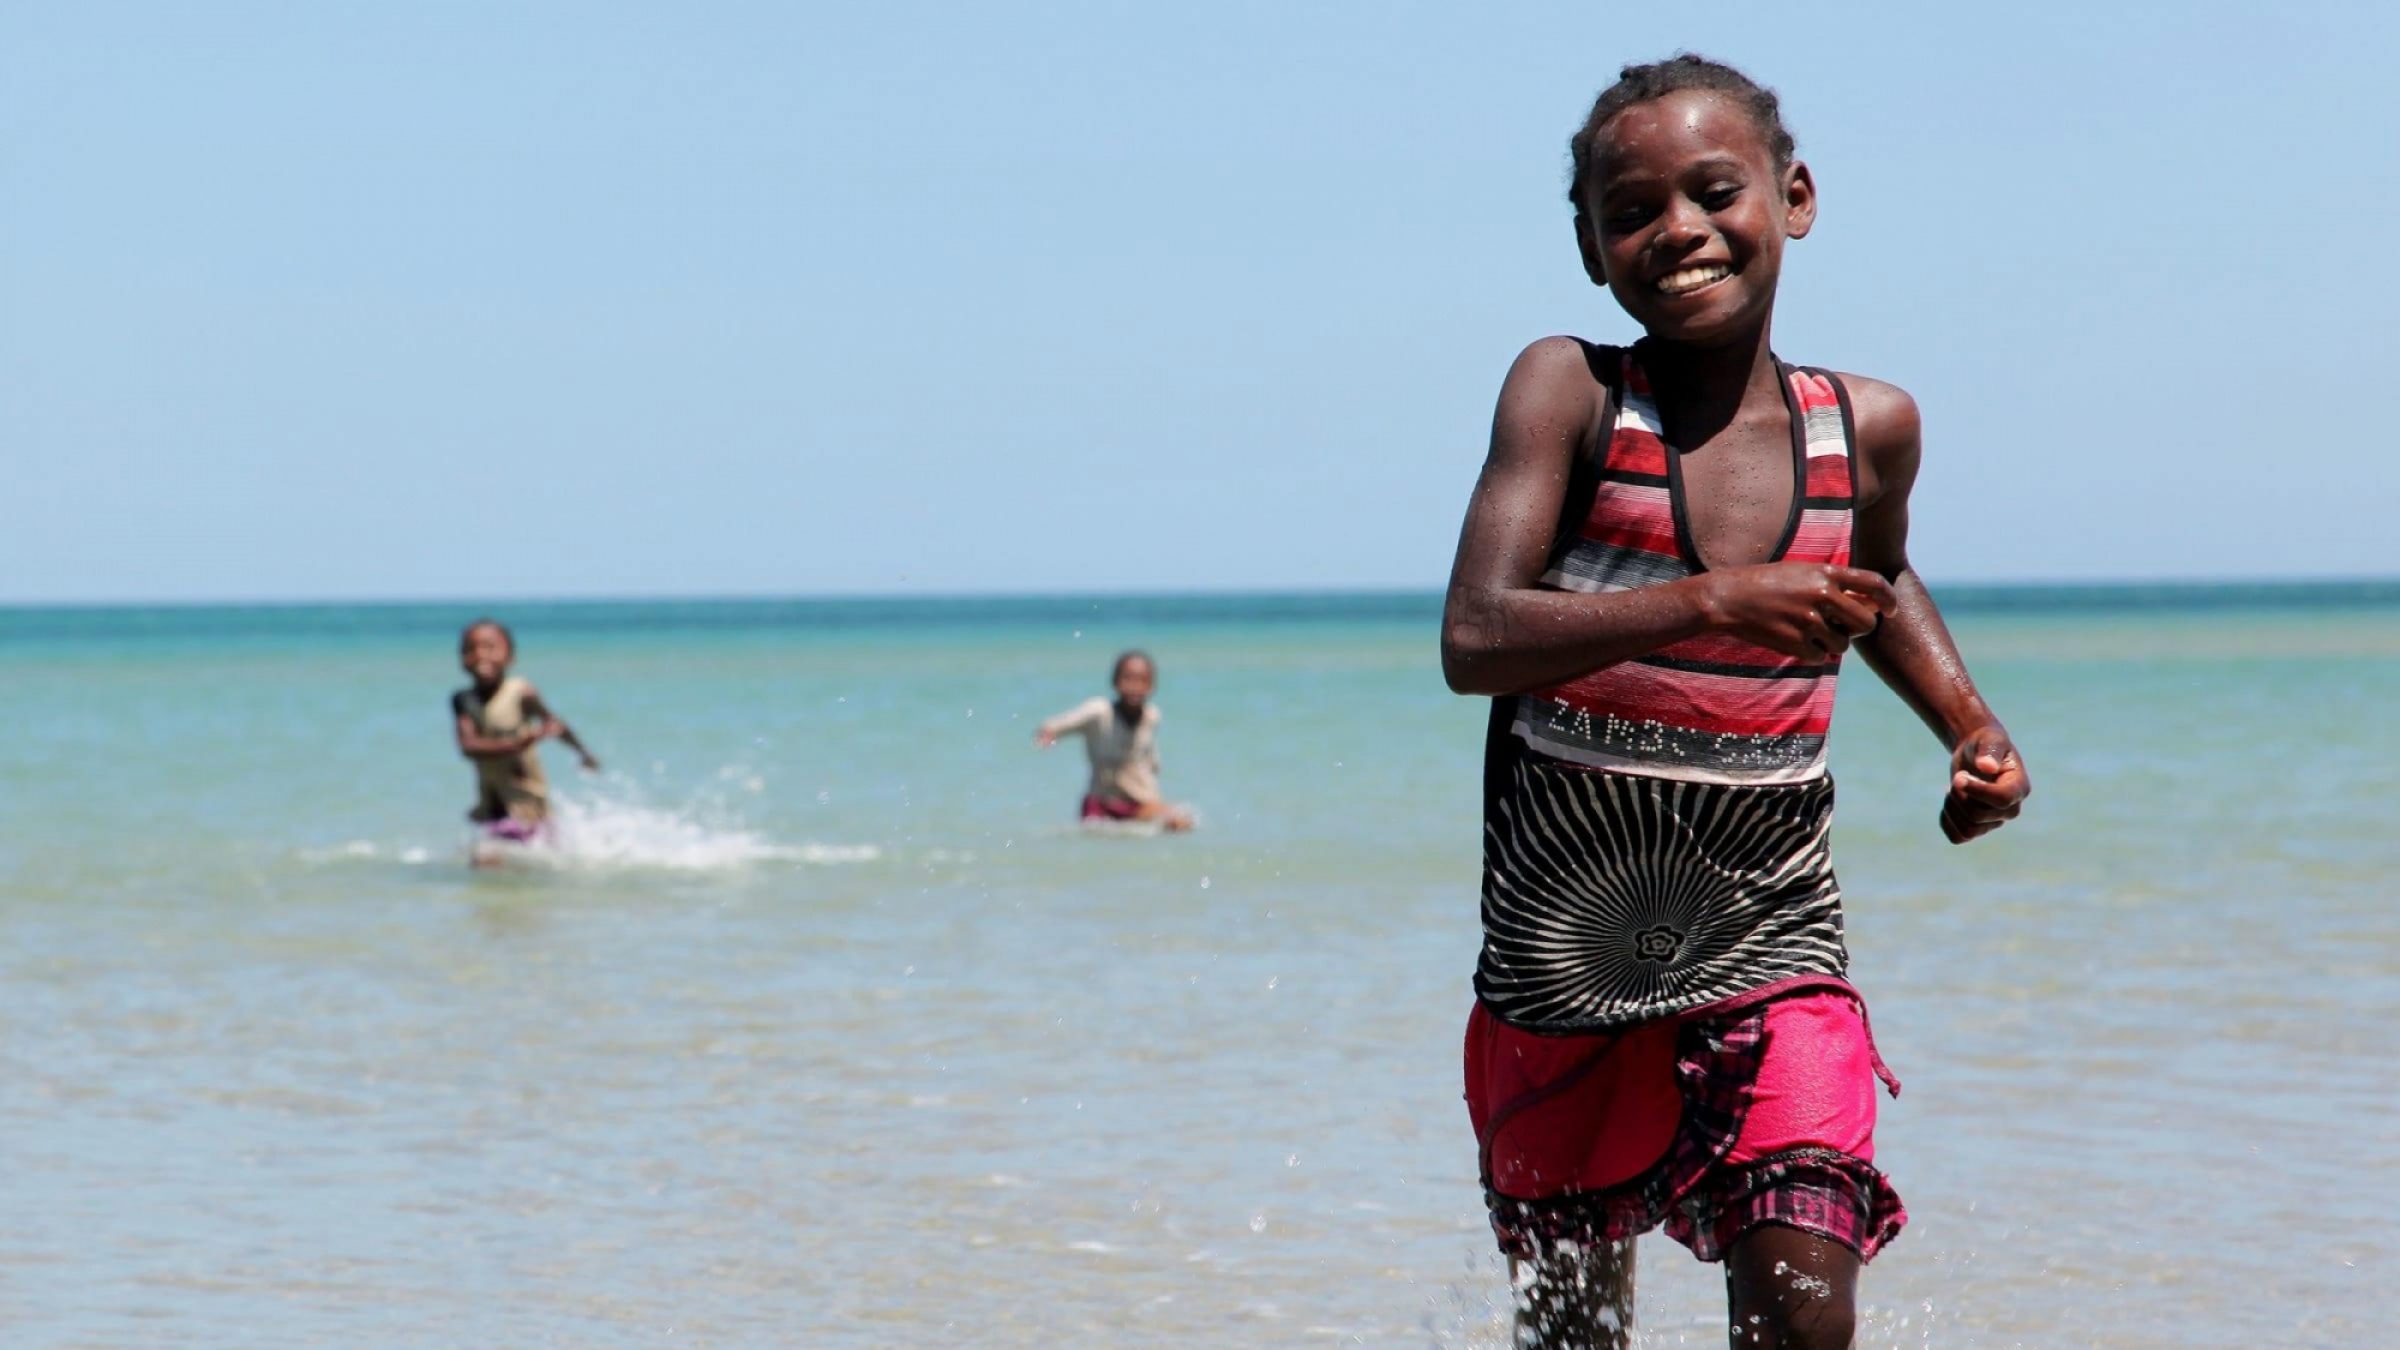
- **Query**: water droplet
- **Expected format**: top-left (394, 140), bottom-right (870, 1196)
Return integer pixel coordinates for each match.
top-left (1285, 1153), bottom-right (1299, 1167)
top-left (1266, 976), bottom-right (1278, 990)
top-left (1199, 875), bottom-right (1211, 889)
top-left (1248, 1214), bottom-right (1267, 1233)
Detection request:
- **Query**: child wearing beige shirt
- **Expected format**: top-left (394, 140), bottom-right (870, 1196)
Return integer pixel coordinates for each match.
top-left (1034, 650), bottom-right (1193, 832)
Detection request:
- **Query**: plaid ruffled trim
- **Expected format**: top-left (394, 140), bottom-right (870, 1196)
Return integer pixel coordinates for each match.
top-left (1484, 999), bottom-right (1906, 1265)
top-left (1671, 1146), bottom-right (1907, 1262)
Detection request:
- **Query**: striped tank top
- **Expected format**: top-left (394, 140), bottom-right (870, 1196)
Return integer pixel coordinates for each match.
top-left (1475, 344), bottom-right (1859, 1032)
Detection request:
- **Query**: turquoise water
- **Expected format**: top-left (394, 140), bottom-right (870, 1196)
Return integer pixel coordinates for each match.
top-left (2, 588), bottom-right (2393, 1345)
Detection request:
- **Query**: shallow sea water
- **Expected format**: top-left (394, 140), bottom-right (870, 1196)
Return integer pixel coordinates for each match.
top-left (1, 593), bottom-right (2391, 1345)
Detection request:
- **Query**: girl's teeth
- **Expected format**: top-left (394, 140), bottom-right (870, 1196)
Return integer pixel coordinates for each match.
top-left (1659, 266), bottom-right (1728, 293)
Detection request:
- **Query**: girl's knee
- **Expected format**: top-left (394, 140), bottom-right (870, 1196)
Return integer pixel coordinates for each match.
top-left (1729, 1300), bottom-right (1854, 1349)
top-left (1724, 1227), bottom-right (1860, 1349)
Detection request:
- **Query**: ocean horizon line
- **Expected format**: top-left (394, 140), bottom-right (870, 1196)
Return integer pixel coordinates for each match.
top-left (8, 573), bottom-right (2400, 614)
top-left (6, 576), bottom-right (2400, 645)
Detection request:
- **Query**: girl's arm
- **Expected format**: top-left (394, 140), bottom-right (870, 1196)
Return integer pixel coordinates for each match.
top-left (1033, 699), bottom-right (1104, 748)
top-left (524, 688), bottom-right (601, 772)
top-left (453, 692), bottom-right (544, 759)
top-left (454, 712), bottom-right (540, 759)
top-left (1841, 375), bottom-right (2031, 843)
top-left (1442, 339), bottom-right (1895, 696)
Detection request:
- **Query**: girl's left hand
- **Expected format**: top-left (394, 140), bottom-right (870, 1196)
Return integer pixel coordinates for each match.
top-left (579, 753), bottom-right (602, 773)
top-left (1942, 725), bottom-right (2028, 844)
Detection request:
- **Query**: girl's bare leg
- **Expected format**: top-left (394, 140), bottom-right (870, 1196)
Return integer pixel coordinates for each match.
top-left (1723, 1227), bottom-right (1859, 1349)
top-left (1509, 1237), bottom-right (1635, 1349)
top-left (1132, 801), bottom-right (1195, 832)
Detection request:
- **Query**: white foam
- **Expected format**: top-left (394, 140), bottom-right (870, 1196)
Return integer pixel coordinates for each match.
top-left (304, 774), bottom-right (878, 874)
top-left (491, 791), bottom-right (878, 872)
top-left (300, 839), bottom-right (440, 866)
top-left (1076, 818), bottom-right (1167, 839)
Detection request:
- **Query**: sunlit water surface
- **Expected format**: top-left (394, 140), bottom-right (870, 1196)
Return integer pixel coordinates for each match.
top-left (2, 593), bottom-right (2391, 1344)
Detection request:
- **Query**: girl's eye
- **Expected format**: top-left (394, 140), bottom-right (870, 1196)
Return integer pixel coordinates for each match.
top-left (1606, 207), bottom-right (1651, 230)
top-left (1702, 186), bottom-right (1741, 210)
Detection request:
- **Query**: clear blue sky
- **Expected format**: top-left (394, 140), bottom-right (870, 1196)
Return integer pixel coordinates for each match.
top-left (6, 1), bottom-right (2395, 602)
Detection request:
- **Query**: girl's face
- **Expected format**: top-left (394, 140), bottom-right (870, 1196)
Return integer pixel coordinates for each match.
top-left (460, 626), bottom-right (512, 684)
top-left (1576, 90), bottom-right (1815, 348)
top-left (1114, 659), bottom-right (1155, 707)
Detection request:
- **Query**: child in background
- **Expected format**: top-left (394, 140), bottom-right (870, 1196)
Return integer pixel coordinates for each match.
top-left (1035, 650), bottom-right (1194, 832)
top-left (1440, 55), bottom-right (2029, 1347)
top-left (453, 618), bottom-right (599, 845)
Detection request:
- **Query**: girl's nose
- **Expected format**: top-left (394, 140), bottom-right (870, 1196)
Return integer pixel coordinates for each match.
top-left (1655, 202), bottom-right (1708, 251)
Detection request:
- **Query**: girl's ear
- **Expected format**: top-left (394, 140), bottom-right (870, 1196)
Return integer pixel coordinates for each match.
top-left (1573, 210), bottom-right (1609, 288)
top-left (1783, 160), bottom-right (1818, 240)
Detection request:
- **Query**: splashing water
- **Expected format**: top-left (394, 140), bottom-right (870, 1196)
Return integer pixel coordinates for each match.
top-left (306, 772), bottom-right (878, 873)
top-left (507, 789), bottom-right (875, 871)
top-left (300, 840), bottom-right (436, 866)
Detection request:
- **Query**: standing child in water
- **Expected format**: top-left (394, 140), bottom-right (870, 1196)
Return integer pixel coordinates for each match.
top-left (1035, 650), bottom-right (1194, 832)
top-left (453, 618), bottom-right (599, 846)
top-left (1440, 56), bottom-right (2030, 1348)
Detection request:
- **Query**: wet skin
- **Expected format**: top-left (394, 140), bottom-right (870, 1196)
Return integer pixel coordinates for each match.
top-left (1583, 91), bottom-right (1818, 572)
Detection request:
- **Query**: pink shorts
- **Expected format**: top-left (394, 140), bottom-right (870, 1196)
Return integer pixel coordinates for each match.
top-left (1079, 794), bottom-right (1145, 822)
top-left (1464, 979), bottom-right (1906, 1262)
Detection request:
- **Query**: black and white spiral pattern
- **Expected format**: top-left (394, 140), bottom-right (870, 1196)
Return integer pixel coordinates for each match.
top-left (1476, 752), bottom-right (1848, 1030)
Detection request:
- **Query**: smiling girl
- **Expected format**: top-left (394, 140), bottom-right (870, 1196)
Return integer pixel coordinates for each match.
top-left (1440, 55), bottom-right (2030, 1348)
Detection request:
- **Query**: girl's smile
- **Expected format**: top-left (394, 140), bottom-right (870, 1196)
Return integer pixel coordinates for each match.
top-left (1654, 262), bottom-right (1734, 296)
top-left (1577, 89), bottom-right (1815, 347)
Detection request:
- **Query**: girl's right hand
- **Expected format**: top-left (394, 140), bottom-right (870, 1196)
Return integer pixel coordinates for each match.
top-left (1033, 729), bottom-right (1057, 749)
top-left (1697, 563), bottom-right (1898, 659)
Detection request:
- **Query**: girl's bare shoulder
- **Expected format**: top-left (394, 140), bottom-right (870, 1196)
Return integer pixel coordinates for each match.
top-left (1492, 336), bottom-right (1616, 454)
top-left (1825, 371), bottom-right (1919, 453)
top-left (1825, 371), bottom-right (1922, 506)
